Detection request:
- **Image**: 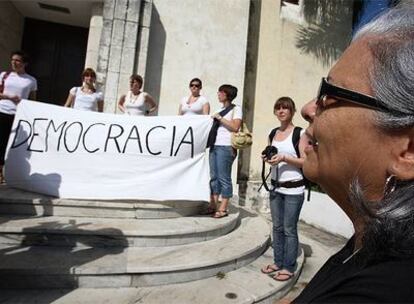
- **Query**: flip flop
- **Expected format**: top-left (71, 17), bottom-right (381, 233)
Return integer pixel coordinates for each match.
top-left (212, 210), bottom-right (228, 218)
top-left (273, 271), bottom-right (294, 282)
top-left (261, 264), bottom-right (280, 274)
top-left (202, 205), bottom-right (216, 215)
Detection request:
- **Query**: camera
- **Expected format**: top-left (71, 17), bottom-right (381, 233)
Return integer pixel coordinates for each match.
top-left (262, 145), bottom-right (278, 160)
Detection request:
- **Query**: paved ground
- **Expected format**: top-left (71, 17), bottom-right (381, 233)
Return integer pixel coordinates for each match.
top-left (273, 221), bottom-right (347, 303)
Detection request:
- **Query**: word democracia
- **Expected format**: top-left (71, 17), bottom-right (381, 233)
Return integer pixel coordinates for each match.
top-left (11, 118), bottom-right (196, 158)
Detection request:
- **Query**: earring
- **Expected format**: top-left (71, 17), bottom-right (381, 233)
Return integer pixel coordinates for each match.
top-left (384, 175), bottom-right (397, 196)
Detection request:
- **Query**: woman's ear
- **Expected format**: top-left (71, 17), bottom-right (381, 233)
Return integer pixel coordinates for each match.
top-left (389, 133), bottom-right (414, 181)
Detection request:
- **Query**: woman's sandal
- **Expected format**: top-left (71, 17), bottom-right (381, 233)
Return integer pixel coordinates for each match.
top-left (212, 210), bottom-right (228, 218)
top-left (202, 205), bottom-right (216, 215)
top-left (273, 271), bottom-right (294, 282)
top-left (261, 264), bottom-right (280, 274)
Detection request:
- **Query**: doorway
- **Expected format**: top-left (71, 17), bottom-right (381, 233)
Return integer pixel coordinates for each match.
top-left (22, 18), bottom-right (88, 105)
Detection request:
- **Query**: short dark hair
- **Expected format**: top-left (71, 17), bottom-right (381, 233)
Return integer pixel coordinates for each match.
top-left (130, 74), bottom-right (143, 86)
top-left (189, 78), bottom-right (202, 88)
top-left (274, 96), bottom-right (296, 113)
top-left (11, 50), bottom-right (29, 63)
top-left (218, 84), bottom-right (238, 102)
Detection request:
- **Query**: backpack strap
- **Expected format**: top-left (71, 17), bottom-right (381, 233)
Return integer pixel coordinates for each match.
top-left (268, 127), bottom-right (278, 145)
top-left (292, 126), bottom-right (302, 158)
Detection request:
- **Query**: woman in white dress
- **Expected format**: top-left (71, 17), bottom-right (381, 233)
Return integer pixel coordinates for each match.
top-left (64, 68), bottom-right (104, 112)
top-left (118, 74), bottom-right (157, 116)
top-left (178, 78), bottom-right (210, 115)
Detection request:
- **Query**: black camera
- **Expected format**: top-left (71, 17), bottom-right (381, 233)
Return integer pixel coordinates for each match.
top-left (262, 145), bottom-right (278, 160)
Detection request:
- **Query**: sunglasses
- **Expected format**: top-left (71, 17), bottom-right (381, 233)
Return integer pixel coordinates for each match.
top-left (190, 83), bottom-right (201, 88)
top-left (317, 77), bottom-right (388, 112)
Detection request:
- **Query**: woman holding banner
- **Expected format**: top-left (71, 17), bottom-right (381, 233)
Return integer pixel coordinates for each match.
top-left (118, 74), bottom-right (157, 116)
top-left (64, 68), bottom-right (104, 112)
top-left (208, 84), bottom-right (242, 218)
top-left (178, 78), bottom-right (210, 115)
top-left (0, 50), bottom-right (37, 183)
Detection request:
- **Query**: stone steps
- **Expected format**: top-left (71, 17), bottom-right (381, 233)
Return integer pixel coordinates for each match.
top-left (0, 215), bottom-right (270, 288)
top-left (0, 185), bottom-right (206, 219)
top-left (0, 247), bottom-right (304, 304)
top-left (0, 212), bottom-right (239, 247)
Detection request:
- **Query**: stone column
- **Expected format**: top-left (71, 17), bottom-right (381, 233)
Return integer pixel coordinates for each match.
top-left (85, 3), bottom-right (104, 70)
top-left (97, 0), bottom-right (153, 113)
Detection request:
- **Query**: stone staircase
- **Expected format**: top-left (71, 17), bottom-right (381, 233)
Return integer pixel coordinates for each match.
top-left (0, 185), bottom-right (304, 303)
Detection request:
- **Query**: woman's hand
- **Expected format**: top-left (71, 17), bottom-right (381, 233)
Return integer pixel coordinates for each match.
top-left (267, 154), bottom-right (285, 165)
top-left (212, 113), bottom-right (222, 121)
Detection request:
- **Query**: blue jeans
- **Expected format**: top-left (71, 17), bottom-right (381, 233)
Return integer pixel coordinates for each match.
top-left (269, 191), bottom-right (304, 273)
top-left (209, 146), bottom-right (236, 198)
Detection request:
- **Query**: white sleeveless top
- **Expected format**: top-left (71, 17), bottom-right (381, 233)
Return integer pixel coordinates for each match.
top-left (271, 128), bottom-right (305, 195)
top-left (180, 95), bottom-right (209, 115)
top-left (70, 87), bottom-right (103, 112)
top-left (124, 91), bottom-right (148, 116)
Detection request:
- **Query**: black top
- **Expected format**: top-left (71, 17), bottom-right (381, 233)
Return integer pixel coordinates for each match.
top-left (293, 236), bottom-right (414, 303)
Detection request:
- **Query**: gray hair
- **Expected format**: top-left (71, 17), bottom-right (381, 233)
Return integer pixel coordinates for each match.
top-left (354, 4), bottom-right (414, 129)
top-left (349, 4), bottom-right (414, 259)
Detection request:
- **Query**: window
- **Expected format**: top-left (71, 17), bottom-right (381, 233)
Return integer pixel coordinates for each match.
top-left (280, 0), bottom-right (304, 24)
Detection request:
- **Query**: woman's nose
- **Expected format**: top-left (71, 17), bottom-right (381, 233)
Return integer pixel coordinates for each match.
top-left (301, 98), bottom-right (317, 123)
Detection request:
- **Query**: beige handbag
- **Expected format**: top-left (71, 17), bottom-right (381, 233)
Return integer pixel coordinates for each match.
top-left (231, 122), bottom-right (253, 149)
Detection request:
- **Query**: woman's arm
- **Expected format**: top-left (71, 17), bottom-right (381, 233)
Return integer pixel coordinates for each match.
top-left (202, 102), bottom-right (210, 115)
top-left (145, 94), bottom-right (157, 115)
top-left (29, 90), bottom-right (37, 101)
top-left (117, 95), bottom-right (126, 113)
top-left (64, 93), bottom-right (75, 108)
top-left (97, 99), bottom-right (104, 112)
top-left (268, 132), bottom-right (310, 168)
top-left (213, 113), bottom-right (242, 132)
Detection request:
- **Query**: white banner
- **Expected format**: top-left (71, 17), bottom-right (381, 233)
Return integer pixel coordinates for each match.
top-left (5, 100), bottom-right (213, 201)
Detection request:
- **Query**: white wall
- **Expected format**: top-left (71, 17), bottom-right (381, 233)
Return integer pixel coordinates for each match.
top-left (145, 0), bottom-right (250, 115)
top-left (300, 191), bottom-right (354, 238)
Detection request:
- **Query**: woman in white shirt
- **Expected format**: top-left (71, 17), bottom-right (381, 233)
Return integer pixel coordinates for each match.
top-left (0, 50), bottom-right (37, 183)
top-left (118, 74), bottom-right (157, 116)
top-left (208, 84), bottom-right (242, 218)
top-left (178, 78), bottom-right (210, 115)
top-left (64, 68), bottom-right (104, 112)
top-left (260, 97), bottom-right (308, 282)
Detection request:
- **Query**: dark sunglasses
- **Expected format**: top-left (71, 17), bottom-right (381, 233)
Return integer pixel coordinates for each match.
top-left (190, 83), bottom-right (201, 88)
top-left (317, 77), bottom-right (388, 112)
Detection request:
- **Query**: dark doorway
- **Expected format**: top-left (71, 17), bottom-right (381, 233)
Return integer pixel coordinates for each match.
top-left (22, 18), bottom-right (88, 105)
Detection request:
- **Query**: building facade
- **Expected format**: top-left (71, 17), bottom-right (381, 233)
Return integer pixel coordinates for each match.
top-left (0, 0), bottom-right (397, 203)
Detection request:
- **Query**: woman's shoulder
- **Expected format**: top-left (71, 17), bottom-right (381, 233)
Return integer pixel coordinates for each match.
top-left (198, 95), bottom-right (209, 104)
top-left (69, 87), bottom-right (79, 95)
top-left (95, 90), bottom-right (104, 100)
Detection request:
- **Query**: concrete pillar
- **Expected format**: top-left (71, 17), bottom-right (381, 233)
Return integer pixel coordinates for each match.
top-left (97, 0), bottom-right (153, 113)
top-left (85, 2), bottom-right (104, 71)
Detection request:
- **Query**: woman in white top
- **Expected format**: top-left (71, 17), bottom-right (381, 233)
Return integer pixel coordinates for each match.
top-left (64, 68), bottom-right (104, 112)
top-left (260, 97), bottom-right (308, 282)
top-left (208, 84), bottom-right (242, 219)
top-left (178, 78), bottom-right (210, 115)
top-left (0, 50), bottom-right (37, 183)
top-left (118, 74), bottom-right (157, 116)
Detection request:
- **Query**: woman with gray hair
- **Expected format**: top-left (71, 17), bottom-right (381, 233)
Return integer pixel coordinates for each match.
top-left (293, 4), bottom-right (414, 303)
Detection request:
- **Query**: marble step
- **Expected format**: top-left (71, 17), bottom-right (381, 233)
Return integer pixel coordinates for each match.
top-left (0, 210), bottom-right (239, 247)
top-left (0, 185), bottom-right (207, 219)
top-left (0, 215), bottom-right (270, 288)
top-left (0, 247), bottom-right (304, 304)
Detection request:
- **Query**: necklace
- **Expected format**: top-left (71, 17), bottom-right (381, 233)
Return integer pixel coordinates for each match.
top-left (130, 91), bottom-right (141, 103)
top-left (342, 248), bottom-right (361, 264)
